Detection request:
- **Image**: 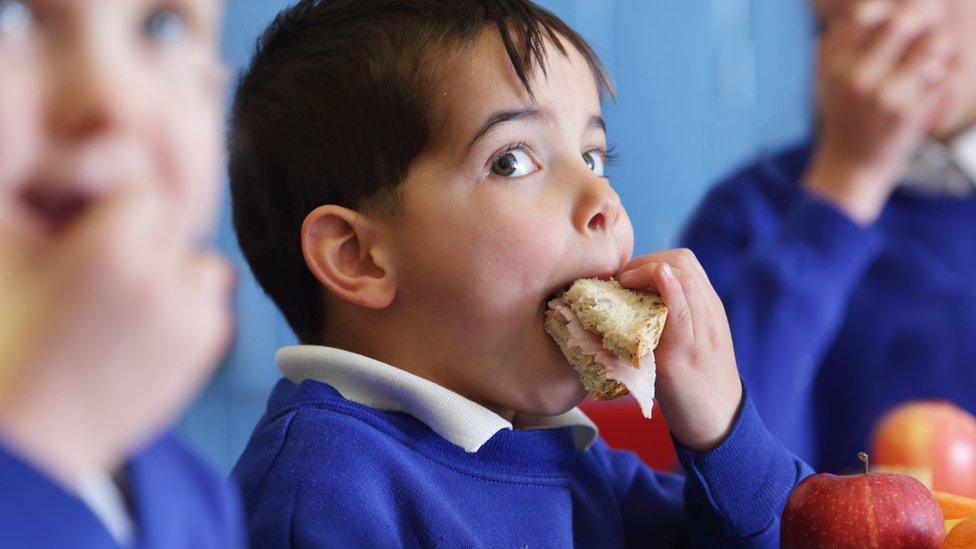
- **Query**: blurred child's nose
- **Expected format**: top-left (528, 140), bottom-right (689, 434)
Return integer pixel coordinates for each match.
top-left (45, 39), bottom-right (138, 141)
top-left (572, 172), bottom-right (622, 237)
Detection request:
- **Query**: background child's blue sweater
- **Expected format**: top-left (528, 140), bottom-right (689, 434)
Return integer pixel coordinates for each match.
top-left (233, 378), bottom-right (810, 548)
top-left (681, 143), bottom-right (976, 472)
top-left (0, 431), bottom-right (242, 548)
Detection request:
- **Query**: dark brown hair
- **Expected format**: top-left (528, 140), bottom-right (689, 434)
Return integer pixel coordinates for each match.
top-left (229, 0), bottom-right (612, 343)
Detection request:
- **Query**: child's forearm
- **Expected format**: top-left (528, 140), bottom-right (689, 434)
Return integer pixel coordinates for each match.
top-left (682, 192), bottom-right (883, 457)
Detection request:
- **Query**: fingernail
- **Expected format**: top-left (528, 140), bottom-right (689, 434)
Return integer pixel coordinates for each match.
top-left (662, 263), bottom-right (674, 279)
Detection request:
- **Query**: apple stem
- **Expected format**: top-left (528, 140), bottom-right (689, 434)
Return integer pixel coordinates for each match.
top-left (858, 452), bottom-right (869, 474)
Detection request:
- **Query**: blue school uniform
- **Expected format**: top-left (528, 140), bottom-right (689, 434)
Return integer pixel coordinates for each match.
top-left (0, 431), bottom-right (242, 548)
top-left (681, 139), bottom-right (976, 472)
top-left (233, 346), bottom-right (811, 548)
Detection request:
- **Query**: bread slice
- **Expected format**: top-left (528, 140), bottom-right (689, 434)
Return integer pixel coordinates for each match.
top-left (545, 278), bottom-right (668, 401)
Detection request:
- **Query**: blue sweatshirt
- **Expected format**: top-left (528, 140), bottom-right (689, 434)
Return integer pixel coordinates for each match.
top-left (233, 376), bottom-right (811, 548)
top-left (0, 431), bottom-right (243, 548)
top-left (681, 143), bottom-right (976, 472)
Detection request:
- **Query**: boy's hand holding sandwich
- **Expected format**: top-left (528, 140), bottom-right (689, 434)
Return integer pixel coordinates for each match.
top-left (617, 249), bottom-right (743, 453)
top-left (546, 247), bottom-right (743, 453)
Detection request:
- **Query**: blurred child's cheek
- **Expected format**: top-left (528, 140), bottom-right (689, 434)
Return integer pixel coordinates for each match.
top-left (0, 70), bottom-right (39, 193)
top-left (153, 60), bottom-right (225, 237)
top-left (172, 111), bottom-right (222, 237)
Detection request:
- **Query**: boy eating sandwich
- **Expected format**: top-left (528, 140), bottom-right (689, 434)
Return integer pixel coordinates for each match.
top-left (230, 0), bottom-right (813, 546)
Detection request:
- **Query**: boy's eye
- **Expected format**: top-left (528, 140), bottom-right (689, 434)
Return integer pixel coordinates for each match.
top-left (0, 0), bottom-right (32, 40)
top-left (142, 7), bottom-right (188, 45)
top-left (583, 150), bottom-right (605, 176)
top-left (490, 149), bottom-right (538, 178)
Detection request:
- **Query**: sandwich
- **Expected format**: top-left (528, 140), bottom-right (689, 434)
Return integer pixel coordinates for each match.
top-left (544, 278), bottom-right (668, 418)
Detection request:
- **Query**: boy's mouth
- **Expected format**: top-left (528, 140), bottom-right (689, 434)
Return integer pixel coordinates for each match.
top-left (542, 291), bottom-right (561, 312)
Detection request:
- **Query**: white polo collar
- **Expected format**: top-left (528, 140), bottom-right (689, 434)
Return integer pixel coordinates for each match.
top-left (276, 345), bottom-right (598, 453)
top-left (902, 126), bottom-right (976, 197)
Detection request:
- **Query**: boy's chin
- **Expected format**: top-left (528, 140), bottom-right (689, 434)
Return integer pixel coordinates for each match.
top-left (514, 374), bottom-right (588, 417)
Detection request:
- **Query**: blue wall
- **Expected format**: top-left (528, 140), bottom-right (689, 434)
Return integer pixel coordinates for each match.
top-left (179, 0), bottom-right (817, 473)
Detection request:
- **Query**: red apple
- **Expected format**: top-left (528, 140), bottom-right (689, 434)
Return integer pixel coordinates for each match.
top-left (782, 453), bottom-right (945, 548)
top-left (871, 401), bottom-right (976, 498)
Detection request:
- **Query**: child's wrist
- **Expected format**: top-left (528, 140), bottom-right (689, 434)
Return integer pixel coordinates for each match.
top-left (668, 382), bottom-right (745, 453)
top-left (803, 156), bottom-right (892, 225)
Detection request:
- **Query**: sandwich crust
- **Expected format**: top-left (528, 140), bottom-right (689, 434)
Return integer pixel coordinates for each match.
top-left (563, 279), bottom-right (668, 368)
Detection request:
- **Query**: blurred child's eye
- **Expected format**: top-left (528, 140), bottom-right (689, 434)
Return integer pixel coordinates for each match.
top-left (142, 6), bottom-right (188, 45)
top-left (0, 0), bottom-right (32, 40)
top-left (490, 147), bottom-right (538, 178)
top-left (583, 150), bottom-right (605, 176)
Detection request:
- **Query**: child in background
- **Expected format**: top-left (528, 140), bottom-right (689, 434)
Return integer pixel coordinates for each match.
top-left (0, 0), bottom-right (240, 546)
top-left (229, 1), bottom-right (812, 546)
top-left (682, 0), bottom-right (976, 472)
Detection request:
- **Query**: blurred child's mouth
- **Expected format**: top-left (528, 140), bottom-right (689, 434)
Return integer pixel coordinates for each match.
top-left (21, 187), bottom-right (93, 235)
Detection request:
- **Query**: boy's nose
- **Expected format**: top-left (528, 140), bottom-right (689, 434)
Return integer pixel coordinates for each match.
top-left (574, 178), bottom-right (622, 236)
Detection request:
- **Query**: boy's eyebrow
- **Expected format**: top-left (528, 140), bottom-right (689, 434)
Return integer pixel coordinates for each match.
top-left (466, 109), bottom-right (542, 152)
top-left (465, 111), bottom-right (607, 153)
top-left (589, 115), bottom-right (606, 133)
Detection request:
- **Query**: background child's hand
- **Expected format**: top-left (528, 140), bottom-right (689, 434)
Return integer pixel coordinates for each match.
top-left (0, 180), bottom-right (233, 488)
top-left (805, 0), bottom-right (956, 224)
top-left (618, 249), bottom-right (742, 452)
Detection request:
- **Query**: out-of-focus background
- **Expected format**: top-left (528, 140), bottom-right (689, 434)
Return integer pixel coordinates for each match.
top-left (180, 0), bottom-right (817, 473)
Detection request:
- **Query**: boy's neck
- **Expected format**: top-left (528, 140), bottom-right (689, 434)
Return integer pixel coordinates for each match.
top-left (320, 308), bottom-right (518, 423)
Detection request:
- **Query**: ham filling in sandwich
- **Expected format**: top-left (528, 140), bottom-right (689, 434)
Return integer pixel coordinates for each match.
top-left (544, 278), bottom-right (668, 419)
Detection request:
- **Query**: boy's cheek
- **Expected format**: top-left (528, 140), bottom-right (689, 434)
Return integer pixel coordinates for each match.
top-left (405, 226), bottom-right (560, 322)
top-left (616, 212), bottom-right (636, 264)
top-left (473, 220), bottom-right (565, 287)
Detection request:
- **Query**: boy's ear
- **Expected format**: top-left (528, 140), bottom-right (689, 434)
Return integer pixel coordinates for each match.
top-left (301, 205), bottom-right (397, 309)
